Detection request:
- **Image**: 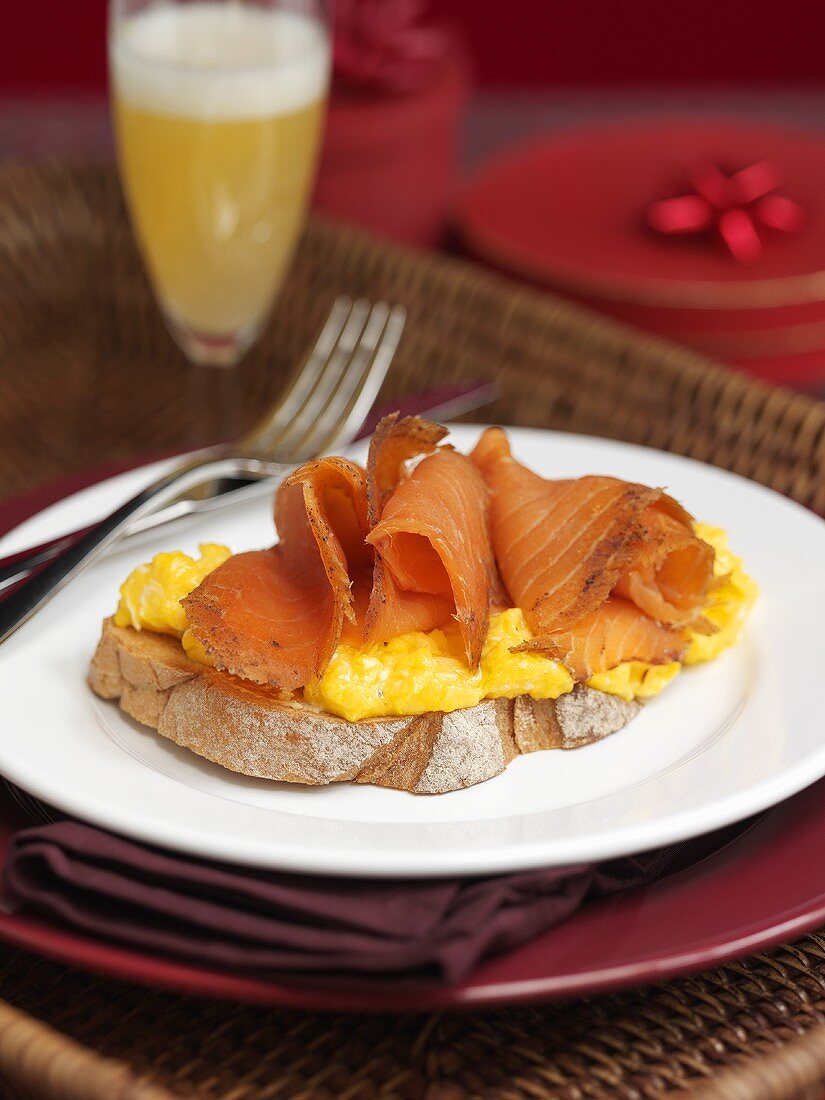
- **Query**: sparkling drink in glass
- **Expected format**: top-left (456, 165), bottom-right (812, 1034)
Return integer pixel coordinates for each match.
top-left (110, 0), bottom-right (330, 367)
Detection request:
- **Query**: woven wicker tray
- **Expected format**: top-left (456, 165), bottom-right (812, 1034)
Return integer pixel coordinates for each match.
top-left (1, 160), bottom-right (825, 1099)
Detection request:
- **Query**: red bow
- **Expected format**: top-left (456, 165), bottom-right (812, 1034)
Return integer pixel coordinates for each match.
top-left (647, 161), bottom-right (804, 263)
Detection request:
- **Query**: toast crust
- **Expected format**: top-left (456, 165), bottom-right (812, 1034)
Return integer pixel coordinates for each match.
top-left (89, 618), bottom-right (640, 794)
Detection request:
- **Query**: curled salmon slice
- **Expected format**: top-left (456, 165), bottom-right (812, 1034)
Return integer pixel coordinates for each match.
top-left (471, 428), bottom-right (658, 633)
top-left (363, 413), bottom-right (452, 645)
top-left (363, 569), bottom-right (453, 646)
top-left (366, 413), bottom-right (447, 511)
top-left (179, 549), bottom-right (332, 690)
top-left (471, 426), bottom-right (713, 675)
top-left (520, 597), bottom-right (687, 681)
top-left (364, 417), bottom-right (494, 667)
top-left (183, 457), bottom-right (368, 690)
top-left (614, 506), bottom-right (714, 625)
top-left (184, 417), bottom-right (494, 688)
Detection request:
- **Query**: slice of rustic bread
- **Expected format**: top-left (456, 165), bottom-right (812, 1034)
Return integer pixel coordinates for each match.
top-left (89, 618), bottom-right (640, 794)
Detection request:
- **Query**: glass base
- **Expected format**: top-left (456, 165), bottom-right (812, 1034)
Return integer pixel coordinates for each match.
top-left (165, 313), bottom-right (263, 369)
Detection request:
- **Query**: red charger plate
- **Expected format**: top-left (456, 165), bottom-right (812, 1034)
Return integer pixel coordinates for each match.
top-left (2, 468), bottom-right (825, 1010)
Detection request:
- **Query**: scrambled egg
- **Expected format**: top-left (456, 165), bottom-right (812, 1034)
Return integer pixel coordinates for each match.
top-left (114, 543), bottom-right (232, 637)
top-left (304, 608), bottom-right (574, 722)
top-left (180, 628), bottom-right (215, 666)
top-left (587, 661), bottom-right (682, 702)
top-left (585, 524), bottom-right (757, 701)
top-left (112, 524), bottom-right (756, 719)
top-left (684, 523), bottom-right (759, 666)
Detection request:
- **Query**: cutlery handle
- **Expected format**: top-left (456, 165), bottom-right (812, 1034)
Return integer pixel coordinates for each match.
top-left (0, 478), bottom-right (257, 589)
top-left (0, 451), bottom-right (257, 646)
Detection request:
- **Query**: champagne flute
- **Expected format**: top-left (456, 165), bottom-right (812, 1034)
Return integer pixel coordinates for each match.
top-left (109, 0), bottom-right (330, 370)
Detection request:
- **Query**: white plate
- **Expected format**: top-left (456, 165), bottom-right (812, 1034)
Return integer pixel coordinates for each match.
top-left (1, 426), bottom-right (823, 877)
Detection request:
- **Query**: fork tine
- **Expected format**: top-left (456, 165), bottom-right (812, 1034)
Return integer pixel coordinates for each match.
top-left (273, 299), bottom-right (373, 456)
top-left (329, 304), bottom-right (407, 451)
top-left (289, 301), bottom-right (389, 458)
top-left (245, 299), bottom-right (372, 458)
top-left (240, 296), bottom-right (353, 453)
top-left (1, 778), bottom-right (55, 825)
top-left (241, 295), bottom-right (404, 463)
top-left (301, 304), bottom-right (406, 459)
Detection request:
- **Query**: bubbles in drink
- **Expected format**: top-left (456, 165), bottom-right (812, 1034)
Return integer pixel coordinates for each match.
top-left (112, 3), bottom-right (329, 119)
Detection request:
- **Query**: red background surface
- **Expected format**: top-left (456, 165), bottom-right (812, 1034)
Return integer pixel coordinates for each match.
top-left (3, 0), bottom-right (825, 92)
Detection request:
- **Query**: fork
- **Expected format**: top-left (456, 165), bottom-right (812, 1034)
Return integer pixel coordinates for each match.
top-left (0, 296), bottom-right (405, 646)
top-left (1, 779), bottom-right (56, 826)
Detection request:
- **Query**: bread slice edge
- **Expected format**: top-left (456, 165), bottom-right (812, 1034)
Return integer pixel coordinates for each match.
top-left (89, 618), bottom-right (641, 795)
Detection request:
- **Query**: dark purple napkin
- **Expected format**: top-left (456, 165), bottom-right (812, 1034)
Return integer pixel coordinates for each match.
top-left (1, 820), bottom-right (731, 986)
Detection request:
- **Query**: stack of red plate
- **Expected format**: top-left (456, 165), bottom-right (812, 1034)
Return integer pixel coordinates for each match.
top-left (454, 118), bottom-right (825, 389)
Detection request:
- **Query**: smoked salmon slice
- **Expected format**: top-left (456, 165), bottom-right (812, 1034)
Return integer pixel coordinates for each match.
top-left (362, 414), bottom-right (454, 647)
top-left (524, 597), bottom-right (687, 681)
top-left (183, 457), bottom-right (368, 690)
top-left (183, 416), bottom-right (495, 686)
top-left (613, 506), bottom-right (714, 625)
top-left (365, 413), bottom-right (447, 510)
top-left (471, 427), bottom-right (714, 676)
top-left (471, 428), bottom-right (658, 632)
top-left (364, 415), bottom-right (494, 666)
top-left (367, 449), bottom-right (494, 666)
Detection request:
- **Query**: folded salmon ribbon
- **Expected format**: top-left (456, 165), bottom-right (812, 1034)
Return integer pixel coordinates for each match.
top-left (470, 428), bottom-right (714, 680)
top-left (182, 417), bottom-right (715, 692)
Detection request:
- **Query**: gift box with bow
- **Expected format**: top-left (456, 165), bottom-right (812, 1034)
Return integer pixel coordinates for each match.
top-left (455, 118), bottom-right (825, 389)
